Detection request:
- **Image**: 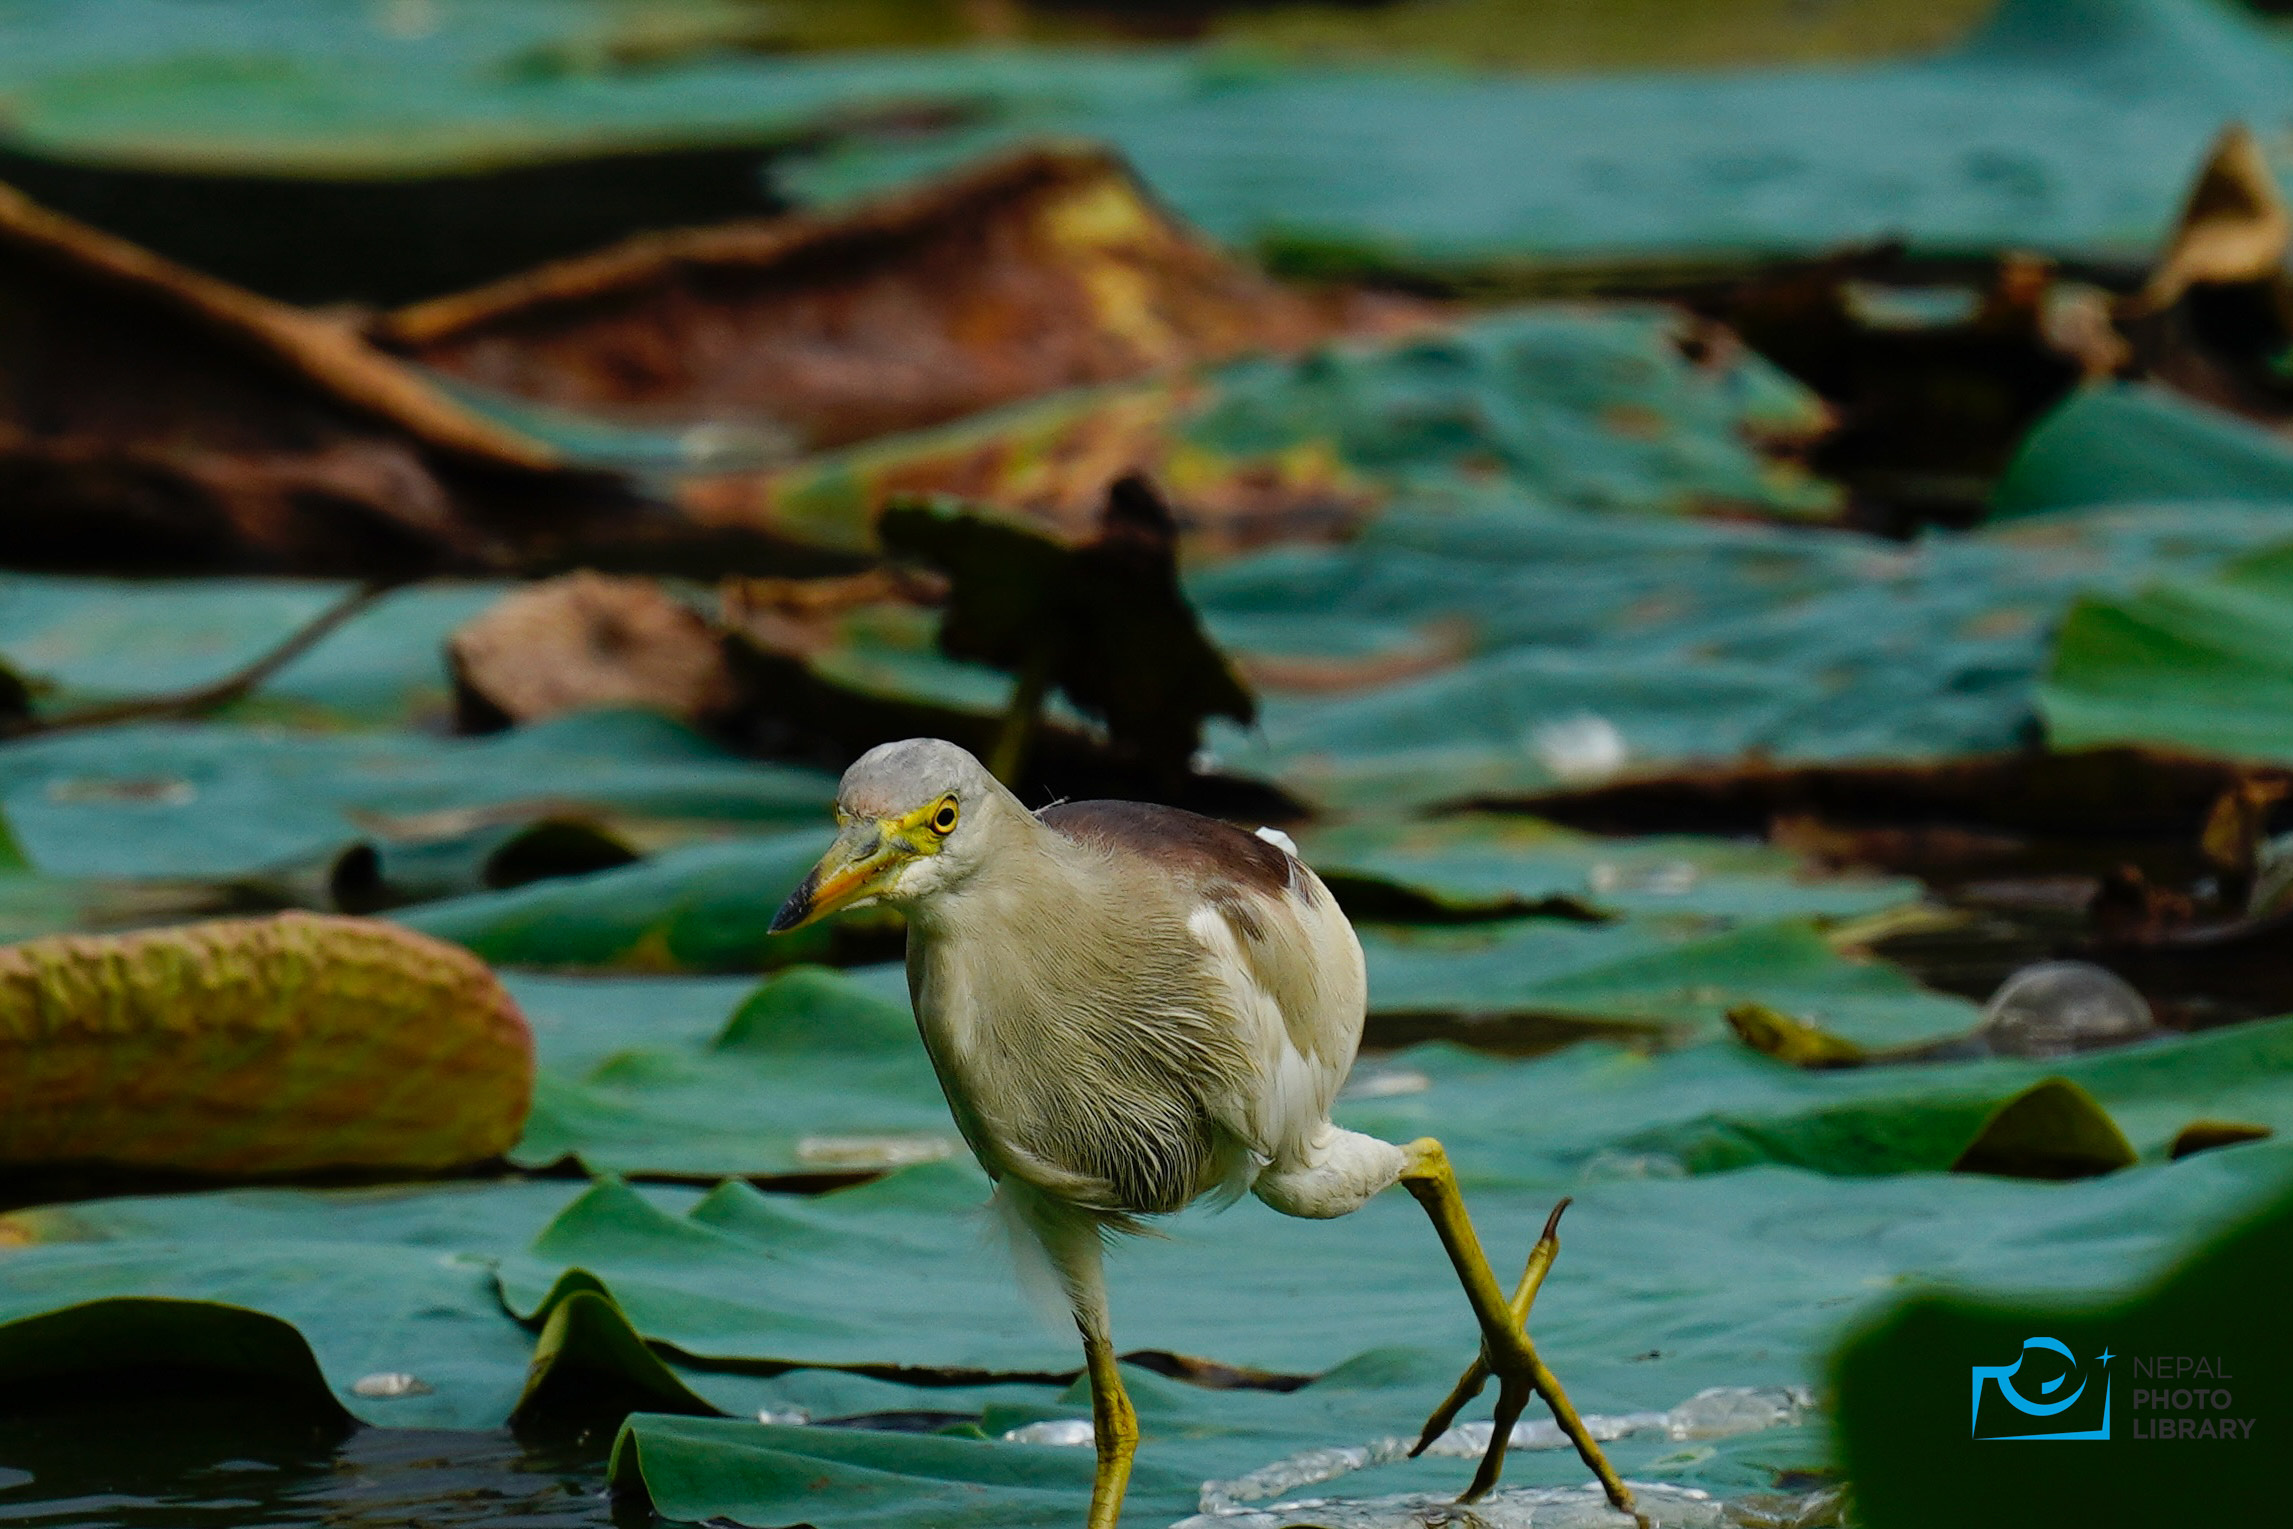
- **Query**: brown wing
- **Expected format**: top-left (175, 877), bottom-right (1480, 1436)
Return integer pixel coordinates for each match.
top-left (1042, 797), bottom-right (1365, 1181)
top-left (1037, 799), bottom-right (1302, 904)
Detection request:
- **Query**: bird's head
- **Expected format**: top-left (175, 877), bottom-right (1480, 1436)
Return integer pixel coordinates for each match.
top-left (770, 738), bottom-right (1007, 932)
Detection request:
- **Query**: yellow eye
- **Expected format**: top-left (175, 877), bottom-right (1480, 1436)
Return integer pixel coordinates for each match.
top-left (929, 798), bottom-right (959, 835)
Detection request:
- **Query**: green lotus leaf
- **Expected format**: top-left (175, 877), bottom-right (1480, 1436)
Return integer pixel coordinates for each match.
top-left (1994, 383), bottom-right (2293, 521)
top-left (397, 832), bottom-right (873, 973)
top-left (1836, 1170), bottom-right (2293, 1526)
top-left (0, 1296), bottom-right (346, 1413)
top-left (2043, 539), bottom-right (2293, 760)
top-left (512, 1285), bottom-right (720, 1427)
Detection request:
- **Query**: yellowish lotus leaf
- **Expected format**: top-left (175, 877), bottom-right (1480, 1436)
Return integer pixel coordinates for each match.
top-left (1951, 1078), bottom-right (2136, 1181)
top-left (1725, 1001), bottom-right (1869, 1068)
top-left (2167, 1118), bottom-right (2274, 1160)
top-left (0, 912), bottom-right (533, 1175)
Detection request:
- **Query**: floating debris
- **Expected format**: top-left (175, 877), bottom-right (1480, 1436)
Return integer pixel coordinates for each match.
top-left (1532, 715), bottom-right (1629, 786)
top-left (349, 1372), bottom-right (433, 1399)
top-left (1000, 1418), bottom-right (1096, 1447)
top-left (794, 1133), bottom-right (958, 1169)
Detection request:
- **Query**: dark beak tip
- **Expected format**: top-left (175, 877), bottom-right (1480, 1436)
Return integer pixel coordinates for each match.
top-left (768, 875), bottom-right (817, 936)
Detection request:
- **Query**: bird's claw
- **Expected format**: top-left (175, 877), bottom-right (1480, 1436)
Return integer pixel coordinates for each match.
top-left (1422, 1329), bottom-right (1645, 1524)
top-left (1416, 1323), bottom-right (1543, 1503)
top-left (1397, 1153), bottom-right (1638, 1523)
top-left (1408, 1353), bottom-right (1491, 1457)
top-left (1410, 1196), bottom-right (1641, 1518)
top-left (1413, 1197), bottom-right (1567, 1461)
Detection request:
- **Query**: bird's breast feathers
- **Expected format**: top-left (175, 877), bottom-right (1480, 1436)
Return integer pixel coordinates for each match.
top-left (904, 819), bottom-right (1364, 1218)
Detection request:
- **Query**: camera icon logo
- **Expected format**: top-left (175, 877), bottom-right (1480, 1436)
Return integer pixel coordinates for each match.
top-left (1971, 1336), bottom-right (2113, 1440)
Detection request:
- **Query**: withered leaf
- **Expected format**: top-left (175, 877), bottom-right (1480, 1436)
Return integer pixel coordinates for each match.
top-left (879, 475), bottom-right (1254, 781)
top-left (1515, 747), bottom-right (2291, 873)
top-left (2115, 126), bottom-right (2293, 425)
top-left (379, 146), bottom-right (1364, 458)
top-left (0, 179), bottom-right (642, 577)
top-left (2128, 124), bottom-right (2291, 315)
top-left (449, 571), bottom-right (740, 732)
top-left (679, 371), bottom-right (1380, 557)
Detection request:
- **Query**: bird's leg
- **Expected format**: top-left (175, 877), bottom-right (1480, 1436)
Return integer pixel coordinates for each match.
top-left (1079, 1320), bottom-right (1139, 1529)
top-left (1397, 1137), bottom-right (1639, 1522)
top-left (1019, 1192), bottom-right (1138, 1529)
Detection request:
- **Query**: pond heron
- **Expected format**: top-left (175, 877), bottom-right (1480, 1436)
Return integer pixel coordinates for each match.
top-left (772, 739), bottom-right (1637, 1527)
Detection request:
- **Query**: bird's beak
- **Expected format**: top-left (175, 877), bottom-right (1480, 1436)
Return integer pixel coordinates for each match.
top-left (771, 820), bottom-right (908, 933)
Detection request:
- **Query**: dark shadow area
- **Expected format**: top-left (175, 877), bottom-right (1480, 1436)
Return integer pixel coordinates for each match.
top-left (0, 1370), bottom-right (632, 1529)
top-left (0, 145), bottom-right (785, 308)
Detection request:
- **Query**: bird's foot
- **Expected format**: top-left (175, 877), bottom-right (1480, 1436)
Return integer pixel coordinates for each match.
top-left (1397, 1142), bottom-right (1643, 1527)
top-left (1408, 1197), bottom-right (1567, 1472)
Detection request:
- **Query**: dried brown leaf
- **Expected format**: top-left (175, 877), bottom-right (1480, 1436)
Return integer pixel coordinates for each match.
top-left (380, 146), bottom-right (1407, 454)
top-left (678, 372), bottom-right (1379, 558)
top-left (0, 179), bottom-right (643, 576)
top-left (449, 572), bottom-right (740, 731)
top-left (2129, 124), bottom-right (2292, 315)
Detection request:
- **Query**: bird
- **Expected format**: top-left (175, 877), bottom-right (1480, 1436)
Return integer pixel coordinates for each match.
top-left (771, 738), bottom-right (1638, 1528)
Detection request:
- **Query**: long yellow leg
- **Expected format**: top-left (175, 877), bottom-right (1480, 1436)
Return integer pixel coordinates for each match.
top-left (1398, 1138), bottom-right (1640, 1523)
top-left (1411, 1195), bottom-right (1570, 1451)
top-left (1081, 1328), bottom-right (1139, 1529)
top-left (1012, 1185), bottom-right (1138, 1529)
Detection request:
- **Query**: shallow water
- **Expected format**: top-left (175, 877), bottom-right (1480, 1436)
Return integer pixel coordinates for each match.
top-left (0, 1378), bottom-right (626, 1529)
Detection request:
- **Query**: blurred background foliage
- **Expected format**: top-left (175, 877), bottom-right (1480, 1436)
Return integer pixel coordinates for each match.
top-left (6, 2), bottom-right (2293, 1527)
